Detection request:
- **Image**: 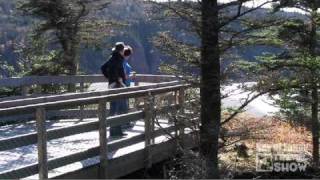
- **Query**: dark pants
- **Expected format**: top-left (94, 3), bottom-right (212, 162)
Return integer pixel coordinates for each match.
top-left (109, 83), bottom-right (132, 136)
top-left (119, 99), bottom-right (133, 129)
top-left (110, 99), bottom-right (125, 136)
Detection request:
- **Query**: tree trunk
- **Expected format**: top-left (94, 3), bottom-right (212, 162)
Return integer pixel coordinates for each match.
top-left (311, 86), bottom-right (319, 167)
top-left (60, 29), bottom-right (80, 92)
top-left (309, 8), bottom-right (319, 168)
top-left (200, 0), bottom-right (220, 178)
top-left (61, 36), bottom-right (79, 76)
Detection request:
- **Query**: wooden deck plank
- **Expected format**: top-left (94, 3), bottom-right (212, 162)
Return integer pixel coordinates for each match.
top-left (53, 134), bottom-right (196, 179)
top-left (0, 111), bottom-right (144, 151)
top-left (0, 121), bottom-right (176, 178)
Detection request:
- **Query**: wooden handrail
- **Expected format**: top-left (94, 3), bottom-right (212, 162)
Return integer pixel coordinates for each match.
top-left (0, 74), bottom-right (179, 98)
top-left (0, 74), bottom-right (178, 88)
top-left (0, 81), bottom-right (181, 108)
top-left (0, 84), bottom-right (188, 117)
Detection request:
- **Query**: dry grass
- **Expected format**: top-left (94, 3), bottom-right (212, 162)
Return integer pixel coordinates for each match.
top-left (220, 112), bottom-right (312, 174)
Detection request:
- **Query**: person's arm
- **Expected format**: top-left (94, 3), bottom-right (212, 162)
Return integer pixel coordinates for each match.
top-left (125, 63), bottom-right (135, 81)
top-left (117, 60), bottom-right (126, 87)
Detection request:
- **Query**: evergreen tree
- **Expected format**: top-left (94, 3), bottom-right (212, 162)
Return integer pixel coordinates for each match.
top-left (239, 0), bottom-right (320, 167)
top-left (19, 0), bottom-right (112, 76)
top-left (149, 0), bottom-right (279, 178)
top-left (276, 0), bottom-right (320, 167)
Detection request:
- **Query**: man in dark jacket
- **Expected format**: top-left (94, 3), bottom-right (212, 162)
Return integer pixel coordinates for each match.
top-left (106, 42), bottom-right (126, 87)
top-left (103, 42), bottom-right (127, 137)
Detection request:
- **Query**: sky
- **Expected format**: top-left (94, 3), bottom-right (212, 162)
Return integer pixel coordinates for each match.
top-left (150, 0), bottom-right (308, 14)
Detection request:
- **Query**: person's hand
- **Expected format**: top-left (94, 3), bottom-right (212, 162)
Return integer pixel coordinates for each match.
top-left (130, 71), bottom-right (136, 80)
top-left (120, 82), bottom-right (126, 88)
top-left (118, 77), bottom-right (126, 87)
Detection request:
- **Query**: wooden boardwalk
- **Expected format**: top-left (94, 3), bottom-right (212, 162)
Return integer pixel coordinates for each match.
top-left (0, 74), bottom-right (192, 179)
top-left (0, 117), bottom-right (177, 179)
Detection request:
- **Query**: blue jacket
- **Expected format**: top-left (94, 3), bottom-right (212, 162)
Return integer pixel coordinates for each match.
top-left (123, 61), bottom-right (133, 86)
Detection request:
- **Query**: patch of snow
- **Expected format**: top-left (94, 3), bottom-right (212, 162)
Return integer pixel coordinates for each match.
top-left (222, 83), bottom-right (279, 117)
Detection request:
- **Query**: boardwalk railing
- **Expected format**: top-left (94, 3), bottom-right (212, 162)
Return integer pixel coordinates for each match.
top-left (0, 74), bottom-right (179, 123)
top-left (0, 75), bottom-right (190, 179)
top-left (0, 74), bottom-right (178, 96)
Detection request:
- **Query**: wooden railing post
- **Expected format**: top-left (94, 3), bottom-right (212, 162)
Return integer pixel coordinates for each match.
top-left (168, 92), bottom-right (174, 106)
top-left (21, 86), bottom-right (29, 96)
top-left (35, 85), bottom-right (42, 95)
top-left (134, 80), bottom-right (139, 87)
top-left (98, 100), bottom-right (108, 179)
top-left (79, 82), bottom-right (85, 120)
top-left (166, 91), bottom-right (177, 124)
top-left (134, 80), bottom-right (140, 109)
top-left (36, 107), bottom-right (48, 180)
top-left (144, 92), bottom-right (155, 168)
top-left (178, 88), bottom-right (185, 137)
top-left (175, 90), bottom-right (179, 108)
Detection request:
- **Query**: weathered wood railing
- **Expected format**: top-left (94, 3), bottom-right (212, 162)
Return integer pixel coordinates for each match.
top-left (0, 80), bottom-right (188, 179)
top-left (0, 74), bottom-right (179, 123)
top-left (0, 74), bottom-right (178, 96)
top-left (0, 81), bottom-right (181, 109)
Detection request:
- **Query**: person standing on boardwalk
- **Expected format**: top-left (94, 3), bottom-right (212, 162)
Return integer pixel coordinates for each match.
top-left (101, 42), bottom-right (127, 137)
top-left (120, 46), bottom-right (136, 129)
top-left (123, 46), bottom-right (135, 87)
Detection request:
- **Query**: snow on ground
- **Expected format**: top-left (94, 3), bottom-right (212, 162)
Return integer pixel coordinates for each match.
top-left (87, 82), bottom-right (109, 92)
top-left (89, 83), bottom-right (279, 117)
top-left (87, 82), bottom-right (279, 117)
top-left (87, 82), bottom-right (151, 92)
top-left (154, 0), bottom-right (309, 14)
top-left (222, 83), bottom-right (279, 117)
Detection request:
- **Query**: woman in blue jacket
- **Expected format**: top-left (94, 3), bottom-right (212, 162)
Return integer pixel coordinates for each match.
top-left (120, 46), bottom-right (135, 129)
top-left (123, 46), bottom-right (135, 86)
